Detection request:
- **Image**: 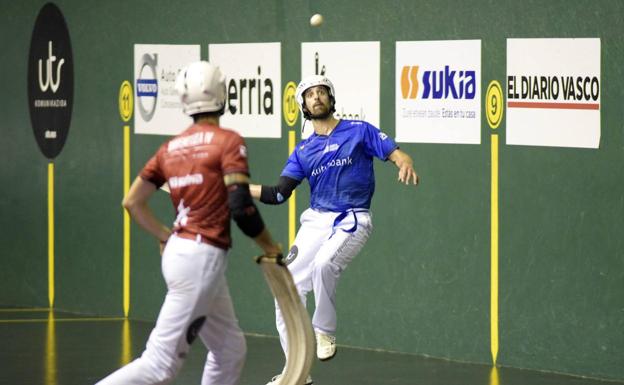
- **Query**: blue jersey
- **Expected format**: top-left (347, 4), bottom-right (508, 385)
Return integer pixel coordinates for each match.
top-left (281, 120), bottom-right (398, 211)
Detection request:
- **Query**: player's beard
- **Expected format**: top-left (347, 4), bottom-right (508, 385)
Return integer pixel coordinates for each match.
top-left (308, 101), bottom-right (332, 120)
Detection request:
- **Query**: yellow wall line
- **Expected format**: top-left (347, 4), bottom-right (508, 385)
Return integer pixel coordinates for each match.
top-left (48, 162), bottom-right (55, 309)
top-left (288, 130), bottom-right (297, 249)
top-left (121, 318), bottom-right (132, 365)
top-left (123, 125), bottom-right (131, 317)
top-left (489, 366), bottom-right (500, 385)
top-left (490, 134), bottom-right (499, 365)
top-left (45, 310), bottom-right (57, 385)
top-left (0, 317), bottom-right (126, 323)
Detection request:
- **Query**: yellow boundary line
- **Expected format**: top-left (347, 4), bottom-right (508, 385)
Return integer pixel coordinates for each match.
top-left (0, 317), bottom-right (126, 323)
top-left (123, 125), bottom-right (131, 317)
top-left (121, 318), bottom-right (132, 365)
top-left (48, 163), bottom-right (55, 308)
top-left (46, 311), bottom-right (56, 385)
top-left (288, 130), bottom-right (297, 248)
top-left (489, 366), bottom-right (500, 385)
top-left (490, 134), bottom-right (499, 365)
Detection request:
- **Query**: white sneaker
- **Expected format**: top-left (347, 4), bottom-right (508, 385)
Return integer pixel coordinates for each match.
top-left (316, 332), bottom-right (337, 361)
top-left (265, 373), bottom-right (313, 385)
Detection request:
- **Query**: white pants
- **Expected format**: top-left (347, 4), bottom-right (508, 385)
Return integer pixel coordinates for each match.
top-left (275, 208), bottom-right (372, 353)
top-left (96, 235), bottom-right (246, 385)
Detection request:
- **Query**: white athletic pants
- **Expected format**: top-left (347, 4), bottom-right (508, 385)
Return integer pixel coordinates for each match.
top-left (96, 235), bottom-right (246, 385)
top-left (275, 208), bottom-right (372, 353)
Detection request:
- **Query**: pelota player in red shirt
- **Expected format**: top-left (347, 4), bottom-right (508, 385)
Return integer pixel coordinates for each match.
top-left (95, 61), bottom-right (282, 385)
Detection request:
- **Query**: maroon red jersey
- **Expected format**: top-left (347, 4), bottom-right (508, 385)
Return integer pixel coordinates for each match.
top-left (140, 122), bottom-right (249, 249)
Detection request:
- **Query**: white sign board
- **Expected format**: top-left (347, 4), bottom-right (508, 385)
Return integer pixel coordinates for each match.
top-left (301, 42), bottom-right (380, 138)
top-left (395, 40), bottom-right (481, 144)
top-left (506, 38), bottom-right (601, 148)
top-left (134, 44), bottom-right (199, 135)
top-left (209, 42), bottom-right (281, 138)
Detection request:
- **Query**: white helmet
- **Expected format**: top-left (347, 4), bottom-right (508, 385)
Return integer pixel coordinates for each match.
top-left (295, 75), bottom-right (336, 119)
top-left (175, 61), bottom-right (226, 116)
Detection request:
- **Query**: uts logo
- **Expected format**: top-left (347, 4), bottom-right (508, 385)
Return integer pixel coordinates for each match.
top-left (27, 3), bottom-right (74, 159)
top-left (136, 53), bottom-right (159, 122)
top-left (39, 41), bottom-right (64, 93)
top-left (401, 65), bottom-right (476, 100)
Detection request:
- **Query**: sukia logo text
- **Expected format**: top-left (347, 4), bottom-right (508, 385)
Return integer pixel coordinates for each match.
top-left (401, 65), bottom-right (476, 100)
top-left (39, 41), bottom-right (64, 93)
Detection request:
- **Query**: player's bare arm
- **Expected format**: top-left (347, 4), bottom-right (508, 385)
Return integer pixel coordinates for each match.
top-left (122, 177), bottom-right (172, 244)
top-left (388, 149), bottom-right (419, 185)
top-left (225, 172), bottom-right (282, 255)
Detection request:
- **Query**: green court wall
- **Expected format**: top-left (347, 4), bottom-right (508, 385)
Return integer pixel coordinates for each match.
top-left (1, 0), bottom-right (622, 380)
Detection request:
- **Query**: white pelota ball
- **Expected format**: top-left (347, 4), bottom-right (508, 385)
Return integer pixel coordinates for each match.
top-left (310, 13), bottom-right (323, 27)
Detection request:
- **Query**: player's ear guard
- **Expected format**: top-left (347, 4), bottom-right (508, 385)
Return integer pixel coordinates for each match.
top-left (228, 183), bottom-right (265, 237)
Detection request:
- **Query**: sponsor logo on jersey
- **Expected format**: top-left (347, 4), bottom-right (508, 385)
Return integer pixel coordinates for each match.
top-left (174, 199), bottom-right (191, 227)
top-left (323, 143), bottom-right (339, 153)
top-left (311, 157), bottom-right (353, 177)
top-left (169, 174), bottom-right (204, 189)
top-left (168, 132), bottom-right (214, 152)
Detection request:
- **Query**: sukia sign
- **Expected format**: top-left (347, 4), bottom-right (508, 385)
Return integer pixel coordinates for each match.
top-left (27, 2), bottom-right (74, 159)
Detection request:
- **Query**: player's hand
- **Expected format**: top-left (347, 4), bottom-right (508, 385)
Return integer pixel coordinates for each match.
top-left (398, 163), bottom-right (419, 185)
top-left (389, 149), bottom-right (419, 186)
top-left (263, 242), bottom-right (283, 257)
top-left (255, 243), bottom-right (285, 265)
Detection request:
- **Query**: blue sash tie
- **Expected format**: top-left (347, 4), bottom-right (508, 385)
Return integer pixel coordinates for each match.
top-left (329, 209), bottom-right (368, 239)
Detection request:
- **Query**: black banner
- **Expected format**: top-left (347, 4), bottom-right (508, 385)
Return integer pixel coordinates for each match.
top-left (27, 2), bottom-right (73, 159)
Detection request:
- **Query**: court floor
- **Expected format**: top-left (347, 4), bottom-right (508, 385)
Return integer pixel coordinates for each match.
top-left (0, 309), bottom-right (620, 385)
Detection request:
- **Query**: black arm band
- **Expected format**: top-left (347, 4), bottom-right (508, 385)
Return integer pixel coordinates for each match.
top-left (228, 183), bottom-right (265, 238)
top-left (259, 176), bottom-right (300, 205)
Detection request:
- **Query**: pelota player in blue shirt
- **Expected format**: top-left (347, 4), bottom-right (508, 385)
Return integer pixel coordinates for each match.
top-left (251, 75), bottom-right (418, 385)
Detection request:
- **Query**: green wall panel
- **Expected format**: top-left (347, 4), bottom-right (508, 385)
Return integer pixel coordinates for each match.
top-left (1, 0), bottom-right (622, 380)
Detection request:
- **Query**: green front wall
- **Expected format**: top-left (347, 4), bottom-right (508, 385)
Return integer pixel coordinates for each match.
top-left (1, 0), bottom-right (622, 380)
